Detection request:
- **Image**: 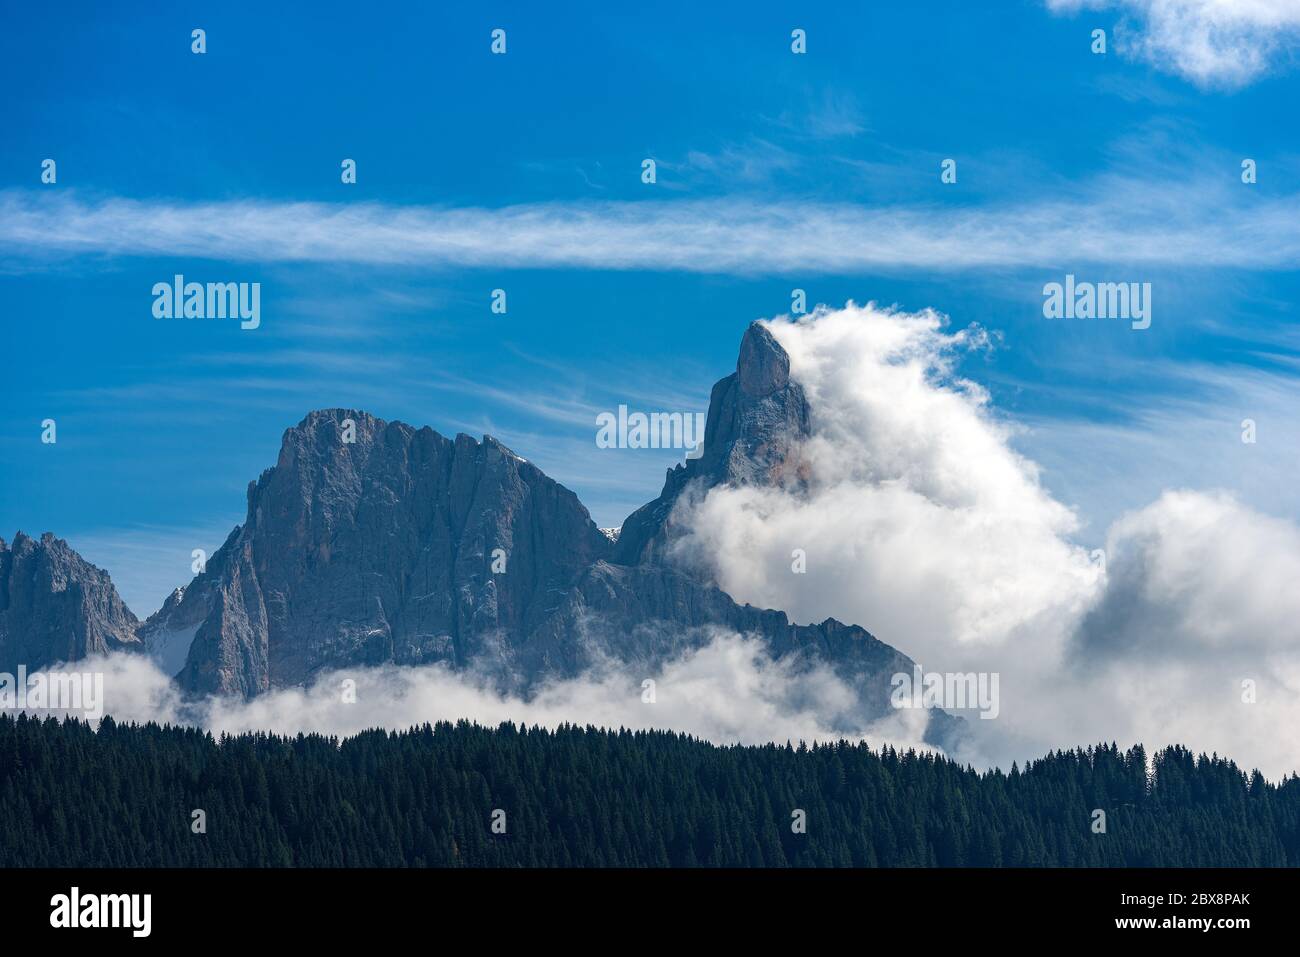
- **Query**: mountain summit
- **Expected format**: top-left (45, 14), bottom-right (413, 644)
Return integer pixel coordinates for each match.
top-left (144, 411), bottom-right (612, 697)
top-left (0, 532), bottom-right (141, 673)
top-left (2, 322), bottom-right (954, 745)
top-left (616, 321), bottom-right (811, 564)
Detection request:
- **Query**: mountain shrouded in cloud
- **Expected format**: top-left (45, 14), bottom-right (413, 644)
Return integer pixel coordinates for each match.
top-left (671, 304), bottom-right (1300, 777)
top-left (139, 322), bottom-right (925, 740)
top-left (4, 319), bottom-right (953, 753)
top-left (6, 305), bottom-right (1299, 777)
top-left (674, 305), bottom-right (1103, 659)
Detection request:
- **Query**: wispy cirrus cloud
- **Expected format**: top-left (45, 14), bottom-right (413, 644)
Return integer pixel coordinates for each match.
top-left (3, 180), bottom-right (1298, 273)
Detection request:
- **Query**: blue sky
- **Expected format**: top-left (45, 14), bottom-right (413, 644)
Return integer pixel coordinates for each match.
top-left (2, 0), bottom-right (1300, 615)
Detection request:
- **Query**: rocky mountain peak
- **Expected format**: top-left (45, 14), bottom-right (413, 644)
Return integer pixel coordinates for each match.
top-left (737, 321), bottom-right (791, 397)
top-left (0, 530), bottom-right (142, 672)
top-left (614, 321), bottom-right (812, 563)
top-left (148, 408), bottom-right (612, 696)
top-left (0, 328), bottom-right (956, 749)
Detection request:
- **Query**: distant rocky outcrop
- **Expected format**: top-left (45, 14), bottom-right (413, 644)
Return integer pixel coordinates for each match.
top-left (0, 532), bottom-right (142, 672)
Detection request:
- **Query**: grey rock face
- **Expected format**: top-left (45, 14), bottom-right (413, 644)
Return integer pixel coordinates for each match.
top-left (0, 532), bottom-right (142, 672)
top-left (148, 322), bottom-right (952, 742)
top-left (523, 559), bottom-right (925, 731)
top-left (155, 410), bottom-right (613, 696)
top-left (8, 321), bottom-right (958, 745)
top-left (737, 321), bottom-right (791, 397)
top-left (137, 587), bottom-right (203, 678)
top-left (616, 320), bottom-right (811, 564)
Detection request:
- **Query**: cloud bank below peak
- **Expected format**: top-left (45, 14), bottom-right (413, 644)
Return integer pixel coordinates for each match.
top-left (32, 631), bottom-right (935, 757)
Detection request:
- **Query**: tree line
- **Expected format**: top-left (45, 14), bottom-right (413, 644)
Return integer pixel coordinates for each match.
top-left (1, 713), bottom-right (1296, 866)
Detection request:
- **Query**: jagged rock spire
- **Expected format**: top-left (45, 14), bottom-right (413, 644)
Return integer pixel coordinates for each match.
top-left (737, 321), bottom-right (791, 397)
top-left (0, 531), bottom-right (142, 672)
top-left (614, 320), bottom-right (811, 564)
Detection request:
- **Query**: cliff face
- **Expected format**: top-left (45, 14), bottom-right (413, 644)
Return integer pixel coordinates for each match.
top-left (8, 321), bottom-right (956, 743)
top-left (0, 532), bottom-right (142, 672)
top-left (615, 322), bottom-right (811, 565)
top-left (146, 411), bottom-right (613, 696)
top-left (138, 321), bottom-right (930, 737)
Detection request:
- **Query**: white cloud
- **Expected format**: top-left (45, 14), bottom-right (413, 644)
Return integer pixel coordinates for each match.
top-left (24, 631), bottom-right (935, 754)
top-left (1048, 0), bottom-right (1300, 87)
top-left (3, 181), bottom-right (1299, 273)
top-left (669, 304), bottom-right (1300, 778)
top-left (1064, 489), bottom-right (1300, 777)
top-left (673, 304), bottom-right (1102, 663)
top-left (1081, 489), bottom-right (1300, 656)
top-left (22, 305), bottom-right (1300, 778)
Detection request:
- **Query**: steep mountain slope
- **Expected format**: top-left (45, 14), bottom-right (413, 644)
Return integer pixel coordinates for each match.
top-left (0, 532), bottom-right (142, 672)
top-left (139, 322), bottom-right (944, 741)
top-left (145, 414), bottom-right (613, 696)
top-left (616, 322), bottom-right (811, 564)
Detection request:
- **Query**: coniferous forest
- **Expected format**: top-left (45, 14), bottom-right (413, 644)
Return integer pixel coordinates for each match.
top-left (1, 713), bottom-right (1297, 867)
